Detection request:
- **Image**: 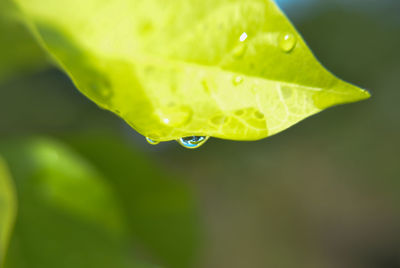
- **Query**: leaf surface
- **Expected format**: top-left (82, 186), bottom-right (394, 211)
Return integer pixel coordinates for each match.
top-left (12, 0), bottom-right (370, 141)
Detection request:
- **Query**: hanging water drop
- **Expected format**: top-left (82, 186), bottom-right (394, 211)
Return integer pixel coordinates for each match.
top-left (178, 136), bottom-right (209, 149)
top-left (146, 137), bottom-right (160, 145)
top-left (279, 33), bottom-right (297, 53)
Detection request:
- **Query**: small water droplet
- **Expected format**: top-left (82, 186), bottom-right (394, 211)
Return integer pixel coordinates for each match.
top-left (233, 43), bottom-right (247, 58)
top-left (254, 110), bottom-right (265, 119)
top-left (239, 32), bottom-right (248, 42)
top-left (232, 76), bottom-right (244, 86)
top-left (99, 88), bottom-right (111, 97)
top-left (202, 79), bottom-right (211, 94)
top-left (88, 78), bottom-right (113, 103)
top-left (210, 115), bottom-right (226, 126)
top-left (157, 105), bottom-right (192, 127)
top-left (146, 137), bottom-right (160, 145)
top-left (279, 33), bottom-right (297, 53)
top-left (234, 109), bottom-right (245, 116)
top-left (178, 136), bottom-right (209, 149)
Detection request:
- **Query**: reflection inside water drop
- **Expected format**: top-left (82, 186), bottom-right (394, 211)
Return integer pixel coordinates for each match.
top-left (146, 137), bottom-right (160, 145)
top-left (178, 136), bottom-right (209, 149)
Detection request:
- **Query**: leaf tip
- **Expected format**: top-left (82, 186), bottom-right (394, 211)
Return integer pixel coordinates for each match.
top-left (313, 81), bottom-right (371, 110)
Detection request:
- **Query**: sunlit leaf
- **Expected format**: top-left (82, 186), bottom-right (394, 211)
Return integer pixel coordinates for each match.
top-left (0, 157), bottom-right (17, 266)
top-left (12, 0), bottom-right (370, 141)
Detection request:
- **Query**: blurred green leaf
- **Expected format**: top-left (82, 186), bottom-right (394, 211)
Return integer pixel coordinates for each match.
top-left (0, 0), bottom-right (47, 83)
top-left (65, 133), bottom-right (201, 268)
top-left (0, 138), bottom-right (137, 268)
top-left (0, 135), bottom-right (200, 268)
top-left (12, 0), bottom-right (369, 141)
top-left (0, 157), bottom-right (17, 266)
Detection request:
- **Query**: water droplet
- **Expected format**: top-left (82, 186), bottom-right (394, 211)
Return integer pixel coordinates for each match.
top-left (253, 110), bottom-right (265, 119)
top-left (232, 76), bottom-right (244, 86)
top-left (88, 78), bottom-right (113, 103)
top-left (239, 32), bottom-right (248, 42)
top-left (146, 137), bottom-right (160, 145)
top-left (99, 88), bottom-right (112, 97)
top-left (279, 33), bottom-right (297, 53)
top-left (210, 115), bottom-right (226, 126)
top-left (232, 108), bottom-right (267, 130)
top-left (202, 79), bottom-right (211, 94)
top-left (178, 136), bottom-right (209, 149)
top-left (234, 109), bottom-right (245, 116)
top-left (233, 43), bottom-right (247, 58)
top-left (157, 105), bottom-right (192, 127)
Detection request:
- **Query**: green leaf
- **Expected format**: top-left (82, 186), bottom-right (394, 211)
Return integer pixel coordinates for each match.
top-left (12, 0), bottom-right (370, 141)
top-left (0, 157), bottom-right (17, 266)
top-left (0, 138), bottom-right (138, 268)
top-left (0, 0), bottom-right (47, 83)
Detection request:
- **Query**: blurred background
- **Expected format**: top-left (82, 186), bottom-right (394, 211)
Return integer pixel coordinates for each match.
top-left (1, 0), bottom-right (399, 267)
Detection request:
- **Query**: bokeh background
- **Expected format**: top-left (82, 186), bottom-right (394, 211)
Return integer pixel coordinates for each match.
top-left (1, 0), bottom-right (399, 267)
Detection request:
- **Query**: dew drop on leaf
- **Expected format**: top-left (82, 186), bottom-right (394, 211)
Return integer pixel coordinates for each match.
top-left (233, 43), bottom-right (247, 58)
top-left (157, 104), bottom-right (192, 127)
top-left (178, 136), bottom-right (209, 149)
top-left (210, 115), bottom-right (226, 126)
top-left (232, 76), bottom-right (244, 86)
top-left (253, 110), bottom-right (265, 119)
top-left (201, 79), bottom-right (211, 94)
top-left (146, 137), bottom-right (160, 145)
top-left (279, 32), bottom-right (297, 53)
top-left (234, 109), bottom-right (245, 116)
